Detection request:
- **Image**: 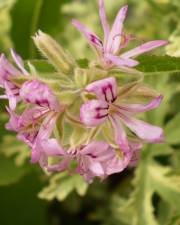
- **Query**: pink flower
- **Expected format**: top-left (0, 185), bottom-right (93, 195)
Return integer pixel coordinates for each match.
top-left (6, 80), bottom-right (62, 164)
top-left (0, 49), bottom-right (29, 110)
top-left (80, 77), bottom-right (164, 153)
top-left (38, 139), bottom-right (134, 183)
top-left (72, 0), bottom-right (168, 70)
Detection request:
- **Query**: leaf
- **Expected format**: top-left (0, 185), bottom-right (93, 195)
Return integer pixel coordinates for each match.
top-left (0, 154), bottom-right (30, 186)
top-left (166, 24), bottom-right (180, 57)
top-left (118, 160), bottom-right (159, 225)
top-left (136, 55), bottom-right (180, 75)
top-left (164, 113), bottom-right (180, 144)
top-left (148, 144), bottom-right (173, 158)
top-left (38, 172), bottom-right (88, 201)
top-left (149, 162), bottom-right (180, 208)
top-left (117, 152), bottom-right (180, 225)
top-left (1, 135), bottom-right (30, 166)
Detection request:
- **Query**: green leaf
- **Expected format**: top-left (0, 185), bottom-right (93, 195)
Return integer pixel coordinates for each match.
top-left (117, 151), bottom-right (180, 225)
top-left (149, 162), bottom-right (180, 209)
top-left (136, 55), bottom-right (180, 75)
top-left (164, 113), bottom-right (180, 144)
top-left (166, 24), bottom-right (180, 57)
top-left (118, 161), bottom-right (159, 225)
top-left (1, 135), bottom-right (30, 166)
top-left (38, 172), bottom-right (88, 201)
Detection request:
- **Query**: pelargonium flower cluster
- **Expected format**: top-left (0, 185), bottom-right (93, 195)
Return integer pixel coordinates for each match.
top-left (0, 0), bottom-right (167, 183)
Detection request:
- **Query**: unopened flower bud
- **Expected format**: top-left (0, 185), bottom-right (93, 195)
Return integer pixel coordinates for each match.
top-left (33, 30), bottom-right (76, 74)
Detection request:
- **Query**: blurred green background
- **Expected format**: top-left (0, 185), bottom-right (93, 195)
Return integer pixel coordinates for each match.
top-left (0, 0), bottom-right (180, 225)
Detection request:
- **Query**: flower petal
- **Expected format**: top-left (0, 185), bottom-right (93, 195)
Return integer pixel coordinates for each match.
top-left (86, 77), bottom-right (117, 102)
top-left (80, 141), bottom-right (109, 156)
top-left (106, 5), bottom-right (128, 54)
top-left (4, 81), bottom-right (19, 110)
top-left (105, 150), bottom-right (132, 175)
top-left (18, 106), bottom-right (49, 128)
top-left (5, 107), bottom-right (19, 132)
top-left (109, 115), bottom-right (130, 153)
top-left (41, 138), bottom-right (66, 156)
top-left (115, 95), bottom-right (163, 113)
top-left (37, 112), bottom-right (58, 140)
top-left (31, 114), bottom-right (59, 164)
top-left (80, 100), bottom-right (108, 127)
top-left (99, 0), bottom-right (110, 45)
top-left (128, 141), bottom-right (143, 167)
top-left (121, 40), bottom-right (168, 58)
top-left (120, 114), bottom-right (165, 143)
top-left (0, 54), bottom-right (19, 82)
top-left (71, 19), bottom-right (103, 50)
top-left (20, 80), bottom-right (60, 111)
top-left (80, 142), bottom-right (131, 178)
top-left (47, 158), bottom-right (71, 172)
top-left (10, 48), bottom-right (29, 75)
top-left (105, 53), bottom-right (139, 67)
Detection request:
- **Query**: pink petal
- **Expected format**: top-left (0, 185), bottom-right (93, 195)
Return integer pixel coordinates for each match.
top-left (4, 81), bottom-right (19, 110)
top-left (41, 138), bottom-right (66, 156)
top-left (87, 159), bottom-right (105, 176)
top-left (18, 106), bottom-right (49, 128)
top-left (77, 142), bottom-right (115, 181)
top-left (71, 19), bottom-right (103, 50)
top-left (121, 40), bottom-right (169, 58)
top-left (115, 95), bottom-right (163, 113)
top-left (86, 77), bottom-right (117, 102)
top-left (0, 54), bottom-right (19, 80)
top-left (47, 158), bottom-right (71, 172)
top-left (105, 150), bottom-right (131, 175)
top-left (120, 114), bottom-right (165, 143)
top-left (109, 115), bottom-right (130, 153)
top-left (129, 141), bottom-right (143, 167)
top-left (105, 53), bottom-right (139, 67)
top-left (81, 142), bottom-right (131, 177)
top-left (20, 80), bottom-right (60, 111)
top-left (37, 113), bottom-right (58, 140)
top-left (106, 5), bottom-right (128, 54)
top-left (99, 0), bottom-right (110, 45)
top-left (5, 107), bottom-right (19, 131)
top-left (80, 141), bottom-right (109, 155)
top-left (31, 114), bottom-right (59, 164)
top-left (10, 49), bottom-right (29, 76)
top-left (80, 100), bottom-right (108, 127)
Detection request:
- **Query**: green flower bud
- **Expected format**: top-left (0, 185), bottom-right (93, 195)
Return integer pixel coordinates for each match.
top-left (33, 30), bottom-right (76, 74)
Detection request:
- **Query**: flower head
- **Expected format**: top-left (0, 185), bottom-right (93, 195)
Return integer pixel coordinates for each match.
top-left (6, 79), bottom-right (62, 165)
top-left (72, 0), bottom-right (168, 70)
top-left (80, 77), bottom-right (164, 153)
top-left (39, 140), bottom-right (134, 183)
